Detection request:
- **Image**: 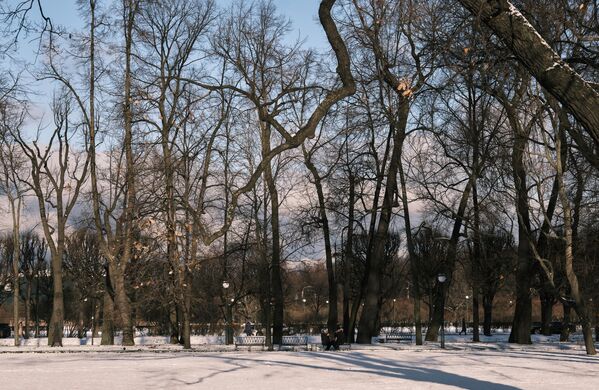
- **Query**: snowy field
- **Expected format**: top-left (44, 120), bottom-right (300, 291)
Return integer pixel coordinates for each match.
top-left (1, 338), bottom-right (598, 389)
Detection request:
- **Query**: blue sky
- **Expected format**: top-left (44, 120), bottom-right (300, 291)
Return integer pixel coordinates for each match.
top-left (8, 0), bottom-right (330, 126)
top-left (38, 0), bottom-right (328, 48)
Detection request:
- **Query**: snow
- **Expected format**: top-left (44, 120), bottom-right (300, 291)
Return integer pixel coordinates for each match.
top-left (1, 336), bottom-right (598, 389)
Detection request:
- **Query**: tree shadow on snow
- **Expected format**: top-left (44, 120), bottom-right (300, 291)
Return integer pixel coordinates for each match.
top-left (167, 352), bottom-right (522, 389)
top-left (307, 351), bottom-right (523, 390)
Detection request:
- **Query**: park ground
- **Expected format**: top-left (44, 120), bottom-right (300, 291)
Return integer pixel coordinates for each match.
top-left (0, 336), bottom-right (598, 389)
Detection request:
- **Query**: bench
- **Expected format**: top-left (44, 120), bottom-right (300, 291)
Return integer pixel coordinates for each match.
top-left (234, 335), bottom-right (266, 351)
top-left (378, 331), bottom-right (412, 343)
top-left (279, 335), bottom-right (309, 351)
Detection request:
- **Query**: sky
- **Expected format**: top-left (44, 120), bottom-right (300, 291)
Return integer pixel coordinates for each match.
top-left (32, 0), bottom-right (329, 48)
top-left (0, 0), bottom-right (338, 237)
top-left (6, 0), bottom-right (331, 122)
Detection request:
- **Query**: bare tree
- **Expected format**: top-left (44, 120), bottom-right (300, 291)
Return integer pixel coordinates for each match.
top-left (14, 94), bottom-right (90, 346)
top-left (0, 104), bottom-right (29, 346)
top-left (457, 0), bottom-right (599, 169)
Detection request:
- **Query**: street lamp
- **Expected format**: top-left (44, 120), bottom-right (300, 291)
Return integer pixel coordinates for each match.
top-left (437, 273), bottom-right (447, 349)
top-left (223, 281), bottom-right (232, 345)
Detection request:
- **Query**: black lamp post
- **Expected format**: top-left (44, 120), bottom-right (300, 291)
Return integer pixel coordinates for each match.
top-left (437, 273), bottom-right (447, 349)
top-left (223, 281), bottom-right (233, 345)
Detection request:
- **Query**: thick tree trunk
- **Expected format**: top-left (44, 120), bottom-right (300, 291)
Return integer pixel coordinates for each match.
top-left (48, 246), bottom-right (65, 347)
top-left (509, 239), bottom-right (533, 344)
top-left (540, 293), bottom-right (553, 336)
top-left (425, 284), bottom-right (446, 343)
top-left (113, 264), bottom-right (134, 346)
top-left (181, 274), bottom-right (192, 349)
top-left (482, 293), bottom-right (493, 336)
top-left (506, 99), bottom-right (533, 344)
top-left (101, 289), bottom-right (115, 345)
top-left (169, 306), bottom-right (179, 344)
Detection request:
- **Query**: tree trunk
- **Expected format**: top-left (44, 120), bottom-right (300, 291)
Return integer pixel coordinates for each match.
top-left (348, 293), bottom-right (361, 343)
top-left (540, 293), bottom-right (553, 336)
top-left (11, 201), bottom-right (21, 347)
top-left (169, 306), bottom-right (179, 344)
top-left (303, 148), bottom-right (338, 332)
top-left (357, 102), bottom-right (409, 344)
top-left (560, 304), bottom-right (571, 342)
top-left (77, 300), bottom-right (85, 339)
top-left (343, 173), bottom-right (355, 343)
top-left (426, 283), bottom-right (446, 342)
top-left (113, 263), bottom-right (134, 346)
top-left (472, 290), bottom-right (480, 342)
top-left (425, 176), bottom-right (475, 342)
top-left (261, 123), bottom-right (283, 346)
top-left (93, 300), bottom-right (100, 339)
top-left (48, 246), bottom-right (65, 347)
top-left (507, 100), bottom-right (533, 345)
top-left (117, 0), bottom-right (139, 348)
top-left (34, 275), bottom-right (40, 338)
top-left (181, 275), bottom-right (192, 349)
top-left (25, 280), bottom-right (31, 339)
top-left (482, 293), bottom-right (493, 336)
top-left (101, 289), bottom-right (115, 345)
top-left (555, 128), bottom-right (596, 354)
top-left (398, 139), bottom-right (422, 345)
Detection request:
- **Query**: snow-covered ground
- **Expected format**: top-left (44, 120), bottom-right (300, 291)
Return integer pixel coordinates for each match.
top-left (0, 336), bottom-right (597, 389)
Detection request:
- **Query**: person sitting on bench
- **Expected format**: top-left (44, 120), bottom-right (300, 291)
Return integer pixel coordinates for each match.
top-left (321, 327), bottom-right (344, 350)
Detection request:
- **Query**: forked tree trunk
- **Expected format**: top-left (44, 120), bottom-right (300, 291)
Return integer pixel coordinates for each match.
top-left (357, 102), bottom-right (409, 344)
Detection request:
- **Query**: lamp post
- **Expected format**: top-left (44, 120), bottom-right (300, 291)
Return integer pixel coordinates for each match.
top-left (437, 273), bottom-right (447, 349)
top-left (465, 295), bottom-right (470, 324)
top-left (223, 281), bottom-right (233, 345)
